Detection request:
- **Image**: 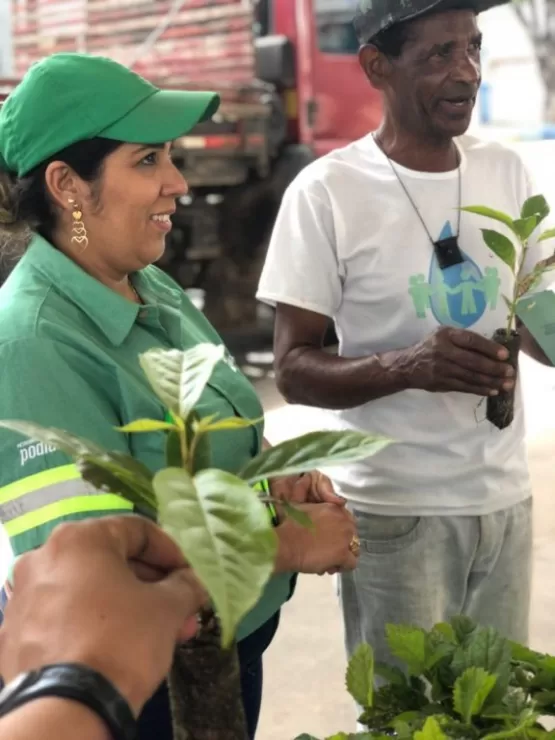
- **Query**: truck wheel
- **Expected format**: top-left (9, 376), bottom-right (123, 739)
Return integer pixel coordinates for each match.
top-left (200, 145), bottom-right (316, 335)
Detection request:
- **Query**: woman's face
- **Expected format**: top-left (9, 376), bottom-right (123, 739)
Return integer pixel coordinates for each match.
top-left (80, 141), bottom-right (187, 273)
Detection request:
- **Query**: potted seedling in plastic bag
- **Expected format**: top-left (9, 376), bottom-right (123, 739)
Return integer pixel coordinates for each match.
top-left (461, 196), bottom-right (555, 429)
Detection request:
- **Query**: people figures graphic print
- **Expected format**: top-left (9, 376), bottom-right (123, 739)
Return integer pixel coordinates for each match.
top-left (408, 221), bottom-right (501, 328)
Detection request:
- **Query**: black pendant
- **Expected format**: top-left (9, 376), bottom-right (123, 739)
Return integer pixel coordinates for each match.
top-left (434, 235), bottom-right (464, 270)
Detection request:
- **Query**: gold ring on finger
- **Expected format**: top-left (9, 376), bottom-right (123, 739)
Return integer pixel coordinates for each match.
top-left (349, 535), bottom-right (361, 556)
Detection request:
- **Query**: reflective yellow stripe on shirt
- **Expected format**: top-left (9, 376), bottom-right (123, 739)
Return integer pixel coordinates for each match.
top-left (0, 463), bottom-right (133, 537)
top-left (252, 478), bottom-right (279, 526)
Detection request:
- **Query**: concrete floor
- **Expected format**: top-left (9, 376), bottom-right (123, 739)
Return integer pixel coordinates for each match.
top-left (256, 355), bottom-right (555, 740)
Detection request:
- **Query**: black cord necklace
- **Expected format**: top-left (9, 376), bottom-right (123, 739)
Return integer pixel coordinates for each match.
top-left (373, 134), bottom-right (464, 271)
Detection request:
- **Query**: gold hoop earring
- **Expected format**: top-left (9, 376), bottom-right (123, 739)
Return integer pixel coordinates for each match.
top-left (68, 198), bottom-right (88, 250)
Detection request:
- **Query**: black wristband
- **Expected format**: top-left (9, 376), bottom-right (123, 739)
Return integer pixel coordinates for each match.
top-left (0, 663), bottom-right (137, 740)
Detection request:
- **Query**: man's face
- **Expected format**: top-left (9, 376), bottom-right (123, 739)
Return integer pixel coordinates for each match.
top-left (376, 10), bottom-right (482, 140)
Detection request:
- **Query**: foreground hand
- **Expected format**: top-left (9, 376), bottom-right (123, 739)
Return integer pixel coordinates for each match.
top-left (0, 516), bottom-right (207, 716)
top-left (270, 471), bottom-right (346, 506)
top-left (402, 326), bottom-right (515, 396)
top-left (277, 503), bottom-right (359, 575)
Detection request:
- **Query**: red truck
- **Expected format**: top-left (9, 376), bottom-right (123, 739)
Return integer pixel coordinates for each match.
top-left (1, 0), bottom-right (382, 338)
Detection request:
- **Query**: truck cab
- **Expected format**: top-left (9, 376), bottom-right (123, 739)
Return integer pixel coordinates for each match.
top-left (0, 0), bottom-right (383, 338)
top-left (256, 0), bottom-right (382, 156)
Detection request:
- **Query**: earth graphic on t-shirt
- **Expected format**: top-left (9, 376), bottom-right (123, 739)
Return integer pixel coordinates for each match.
top-left (408, 221), bottom-right (501, 329)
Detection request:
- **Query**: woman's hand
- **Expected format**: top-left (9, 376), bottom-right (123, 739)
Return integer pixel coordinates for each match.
top-left (269, 471), bottom-right (346, 506)
top-left (275, 503), bottom-right (359, 575)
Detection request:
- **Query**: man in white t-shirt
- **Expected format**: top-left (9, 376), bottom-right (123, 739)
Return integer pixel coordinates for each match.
top-left (257, 0), bottom-right (555, 666)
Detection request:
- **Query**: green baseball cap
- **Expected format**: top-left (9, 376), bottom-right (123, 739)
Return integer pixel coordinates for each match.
top-left (0, 53), bottom-right (221, 177)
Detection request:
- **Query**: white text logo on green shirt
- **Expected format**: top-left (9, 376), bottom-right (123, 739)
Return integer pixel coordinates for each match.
top-left (18, 440), bottom-right (56, 467)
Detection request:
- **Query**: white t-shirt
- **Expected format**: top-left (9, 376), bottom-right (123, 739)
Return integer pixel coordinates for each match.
top-left (257, 133), bottom-right (551, 516)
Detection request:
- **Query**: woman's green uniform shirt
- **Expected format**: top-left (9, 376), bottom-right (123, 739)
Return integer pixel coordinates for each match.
top-left (0, 235), bottom-right (293, 640)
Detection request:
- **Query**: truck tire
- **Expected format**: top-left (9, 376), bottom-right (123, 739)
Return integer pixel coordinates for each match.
top-left (200, 145), bottom-right (316, 331)
top-left (268, 144), bottom-right (315, 201)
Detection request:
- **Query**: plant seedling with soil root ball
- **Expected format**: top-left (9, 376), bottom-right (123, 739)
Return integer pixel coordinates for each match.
top-left (0, 344), bottom-right (392, 740)
top-left (461, 195), bottom-right (555, 430)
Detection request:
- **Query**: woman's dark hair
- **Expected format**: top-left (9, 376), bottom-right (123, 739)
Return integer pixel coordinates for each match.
top-left (0, 136), bottom-right (123, 277)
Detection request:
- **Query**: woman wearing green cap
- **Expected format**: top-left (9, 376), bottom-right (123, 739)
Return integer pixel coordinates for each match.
top-left (0, 53), bottom-right (359, 739)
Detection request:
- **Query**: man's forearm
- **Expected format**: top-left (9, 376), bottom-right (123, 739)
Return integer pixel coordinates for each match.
top-left (1, 697), bottom-right (112, 740)
top-left (276, 347), bottom-right (410, 409)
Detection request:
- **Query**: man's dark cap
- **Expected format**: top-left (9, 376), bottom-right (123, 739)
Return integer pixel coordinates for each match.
top-left (353, 0), bottom-right (509, 45)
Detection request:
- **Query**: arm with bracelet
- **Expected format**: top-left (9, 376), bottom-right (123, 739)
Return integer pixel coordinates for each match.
top-left (0, 517), bottom-right (206, 740)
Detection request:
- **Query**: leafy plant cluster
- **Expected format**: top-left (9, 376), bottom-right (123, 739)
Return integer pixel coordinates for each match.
top-left (462, 194), bottom-right (555, 333)
top-left (0, 343), bottom-right (391, 647)
top-left (297, 616), bottom-right (555, 740)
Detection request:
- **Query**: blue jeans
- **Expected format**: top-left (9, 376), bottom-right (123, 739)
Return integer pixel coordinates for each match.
top-left (138, 612), bottom-right (280, 740)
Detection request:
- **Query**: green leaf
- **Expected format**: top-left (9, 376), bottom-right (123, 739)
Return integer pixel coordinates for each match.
top-left (530, 664), bottom-right (555, 691)
top-left (391, 719), bottom-right (415, 740)
top-left (537, 653), bottom-right (555, 673)
top-left (324, 735), bottom-right (375, 740)
top-left (521, 194), bottom-right (549, 223)
top-left (165, 430), bottom-right (183, 467)
top-left (99, 450), bottom-right (154, 487)
top-left (346, 643), bottom-right (374, 708)
top-left (449, 625), bottom-right (511, 703)
top-left (374, 662), bottom-right (408, 686)
top-left (77, 455), bottom-right (156, 513)
top-left (513, 216), bottom-right (538, 241)
top-left (395, 711), bottom-right (425, 724)
top-left (466, 625), bottom-right (512, 674)
top-left (513, 665), bottom-right (533, 689)
top-left (191, 413), bottom-right (218, 431)
top-left (413, 717), bottom-right (447, 740)
top-left (430, 622), bottom-right (457, 644)
top-left (448, 612), bottom-right (477, 643)
top-left (538, 263), bottom-right (555, 278)
top-left (153, 467), bottom-right (277, 647)
top-left (532, 689), bottom-right (555, 707)
top-left (294, 736), bottom-right (321, 740)
top-left (425, 642), bottom-right (455, 672)
top-left (139, 344), bottom-right (225, 421)
top-left (453, 666), bottom-right (497, 723)
top-left (76, 458), bottom-right (137, 499)
top-left (240, 431), bottom-right (392, 485)
top-left (502, 294), bottom-right (513, 311)
top-left (502, 687), bottom-right (529, 716)
top-left (199, 416), bottom-right (264, 433)
top-left (481, 228), bottom-right (517, 272)
top-left (280, 502), bottom-right (314, 529)
top-left (538, 228), bottom-right (555, 242)
top-left (186, 411), bottom-right (212, 474)
top-left (116, 419), bottom-right (176, 433)
top-left (460, 205), bottom-right (516, 231)
top-left (386, 624), bottom-right (427, 675)
top-left (482, 708), bottom-right (539, 739)
top-left (518, 265), bottom-right (555, 297)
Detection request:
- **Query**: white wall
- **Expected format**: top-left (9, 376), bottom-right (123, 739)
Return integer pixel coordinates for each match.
top-left (477, 4), bottom-right (546, 126)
